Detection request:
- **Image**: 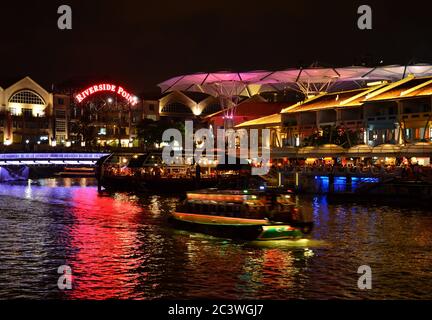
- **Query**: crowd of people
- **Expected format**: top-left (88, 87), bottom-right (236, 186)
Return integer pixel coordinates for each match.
top-left (271, 159), bottom-right (432, 181)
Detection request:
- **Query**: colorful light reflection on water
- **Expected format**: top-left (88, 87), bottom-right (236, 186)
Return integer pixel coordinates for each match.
top-left (0, 178), bottom-right (431, 299)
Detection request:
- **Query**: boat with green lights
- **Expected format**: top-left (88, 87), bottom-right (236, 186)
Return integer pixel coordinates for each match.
top-left (170, 189), bottom-right (314, 240)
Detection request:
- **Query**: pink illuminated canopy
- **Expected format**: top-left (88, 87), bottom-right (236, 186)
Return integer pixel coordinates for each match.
top-left (75, 84), bottom-right (138, 105)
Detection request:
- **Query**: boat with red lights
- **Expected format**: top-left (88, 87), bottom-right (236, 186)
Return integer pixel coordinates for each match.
top-left (170, 189), bottom-right (313, 240)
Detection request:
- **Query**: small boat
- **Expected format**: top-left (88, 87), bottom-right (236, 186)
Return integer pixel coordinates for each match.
top-left (56, 167), bottom-right (95, 177)
top-left (170, 189), bottom-right (314, 240)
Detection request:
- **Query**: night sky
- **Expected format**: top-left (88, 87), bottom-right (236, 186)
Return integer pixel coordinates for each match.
top-left (1, 0), bottom-right (432, 95)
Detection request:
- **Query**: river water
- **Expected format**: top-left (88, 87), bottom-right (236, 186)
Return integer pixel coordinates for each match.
top-left (0, 178), bottom-right (431, 299)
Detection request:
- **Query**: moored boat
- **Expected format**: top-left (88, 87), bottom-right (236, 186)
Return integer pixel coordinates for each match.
top-left (96, 152), bottom-right (254, 192)
top-left (170, 189), bottom-right (313, 240)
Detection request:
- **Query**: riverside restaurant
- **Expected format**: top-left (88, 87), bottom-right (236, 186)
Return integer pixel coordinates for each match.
top-left (271, 142), bottom-right (432, 167)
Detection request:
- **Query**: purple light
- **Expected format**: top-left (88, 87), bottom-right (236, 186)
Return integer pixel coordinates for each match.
top-left (0, 153), bottom-right (109, 160)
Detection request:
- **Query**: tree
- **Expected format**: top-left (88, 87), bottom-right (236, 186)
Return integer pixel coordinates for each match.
top-left (302, 125), bottom-right (362, 147)
top-left (136, 118), bottom-right (185, 149)
top-left (69, 118), bottom-right (96, 146)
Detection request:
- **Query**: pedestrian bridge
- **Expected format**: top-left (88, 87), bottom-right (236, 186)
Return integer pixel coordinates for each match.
top-left (0, 153), bottom-right (110, 166)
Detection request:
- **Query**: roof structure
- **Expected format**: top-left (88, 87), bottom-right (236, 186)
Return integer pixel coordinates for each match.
top-left (401, 79), bottom-right (432, 98)
top-left (364, 75), bottom-right (432, 101)
top-left (158, 64), bottom-right (432, 98)
top-left (235, 113), bottom-right (282, 128)
top-left (280, 85), bottom-right (387, 113)
top-left (208, 101), bottom-right (285, 118)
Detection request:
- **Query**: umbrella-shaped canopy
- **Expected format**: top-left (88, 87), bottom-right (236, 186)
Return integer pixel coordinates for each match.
top-left (159, 64), bottom-right (432, 96)
top-left (158, 67), bottom-right (382, 97)
top-left (361, 64), bottom-right (432, 81)
top-left (158, 64), bottom-right (432, 118)
top-left (158, 71), bottom-right (271, 97)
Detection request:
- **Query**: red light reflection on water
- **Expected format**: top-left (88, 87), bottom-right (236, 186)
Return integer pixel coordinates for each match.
top-left (65, 188), bottom-right (143, 299)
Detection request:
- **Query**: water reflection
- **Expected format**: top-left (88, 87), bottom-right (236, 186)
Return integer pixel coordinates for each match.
top-left (0, 178), bottom-right (431, 299)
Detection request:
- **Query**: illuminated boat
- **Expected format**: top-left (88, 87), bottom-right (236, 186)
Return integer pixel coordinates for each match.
top-left (96, 152), bottom-right (253, 192)
top-left (170, 189), bottom-right (313, 240)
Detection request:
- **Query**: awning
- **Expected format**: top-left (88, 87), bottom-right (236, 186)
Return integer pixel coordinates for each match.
top-left (297, 144), bottom-right (345, 157)
top-left (372, 144), bottom-right (401, 155)
top-left (400, 142), bottom-right (432, 157)
top-left (346, 144), bottom-right (373, 157)
top-left (271, 146), bottom-right (297, 159)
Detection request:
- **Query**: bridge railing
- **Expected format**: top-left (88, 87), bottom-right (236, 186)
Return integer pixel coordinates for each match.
top-left (0, 153), bottom-right (110, 160)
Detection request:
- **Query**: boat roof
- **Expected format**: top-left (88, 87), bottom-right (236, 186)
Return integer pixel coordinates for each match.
top-left (188, 189), bottom-right (287, 196)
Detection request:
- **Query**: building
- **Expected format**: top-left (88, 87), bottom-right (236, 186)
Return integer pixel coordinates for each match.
top-left (159, 91), bottom-right (221, 118)
top-left (0, 77), bottom-right (56, 147)
top-left (235, 75), bottom-right (432, 148)
top-left (0, 77), bottom-right (163, 149)
top-left (69, 94), bottom-right (160, 148)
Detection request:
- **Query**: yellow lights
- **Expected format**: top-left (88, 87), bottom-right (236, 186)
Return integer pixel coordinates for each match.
top-left (3, 139), bottom-right (12, 146)
top-left (262, 225), bottom-right (294, 232)
top-left (9, 103), bottom-right (46, 117)
top-left (192, 108), bottom-right (202, 116)
top-left (367, 80), bottom-right (389, 86)
top-left (187, 192), bottom-right (247, 202)
top-left (305, 158), bottom-right (317, 165)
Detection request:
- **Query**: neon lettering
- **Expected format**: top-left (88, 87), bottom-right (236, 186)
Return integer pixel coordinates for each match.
top-left (74, 83), bottom-right (137, 105)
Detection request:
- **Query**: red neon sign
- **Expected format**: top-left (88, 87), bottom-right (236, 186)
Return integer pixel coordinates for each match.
top-left (75, 84), bottom-right (138, 105)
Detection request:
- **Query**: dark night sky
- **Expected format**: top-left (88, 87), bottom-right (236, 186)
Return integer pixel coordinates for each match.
top-left (1, 0), bottom-right (432, 95)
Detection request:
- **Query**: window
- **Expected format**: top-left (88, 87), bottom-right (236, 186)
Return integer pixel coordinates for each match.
top-left (149, 104), bottom-right (155, 111)
top-left (25, 122), bottom-right (37, 129)
top-left (161, 103), bottom-right (193, 114)
top-left (56, 109), bottom-right (66, 118)
top-left (57, 135), bottom-right (66, 143)
top-left (56, 120), bottom-right (66, 132)
top-left (202, 104), bottom-right (221, 115)
top-left (58, 98), bottom-right (65, 105)
top-left (9, 90), bottom-right (45, 105)
top-left (23, 108), bottom-right (32, 117)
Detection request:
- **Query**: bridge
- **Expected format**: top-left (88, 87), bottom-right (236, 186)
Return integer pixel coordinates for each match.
top-left (0, 153), bottom-right (110, 166)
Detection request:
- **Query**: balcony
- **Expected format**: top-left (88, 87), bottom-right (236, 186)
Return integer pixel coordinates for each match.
top-left (401, 112), bottom-right (431, 121)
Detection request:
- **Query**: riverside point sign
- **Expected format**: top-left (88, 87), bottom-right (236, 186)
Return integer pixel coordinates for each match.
top-left (75, 83), bottom-right (138, 105)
